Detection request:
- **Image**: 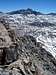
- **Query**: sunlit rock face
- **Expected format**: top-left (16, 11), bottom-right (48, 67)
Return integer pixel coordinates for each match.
top-left (0, 22), bottom-right (18, 65)
top-left (0, 23), bottom-right (11, 65)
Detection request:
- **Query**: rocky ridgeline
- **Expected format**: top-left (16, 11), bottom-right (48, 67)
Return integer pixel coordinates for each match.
top-left (0, 16), bottom-right (56, 75)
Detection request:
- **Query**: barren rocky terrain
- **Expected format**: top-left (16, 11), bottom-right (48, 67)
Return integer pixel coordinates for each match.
top-left (0, 9), bottom-right (56, 75)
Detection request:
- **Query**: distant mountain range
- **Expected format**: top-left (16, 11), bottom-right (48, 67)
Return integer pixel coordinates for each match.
top-left (7, 8), bottom-right (43, 15)
top-left (47, 13), bottom-right (56, 15)
top-left (0, 8), bottom-right (56, 15)
top-left (6, 8), bottom-right (56, 15)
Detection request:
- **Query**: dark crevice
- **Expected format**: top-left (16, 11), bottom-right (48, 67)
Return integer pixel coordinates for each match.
top-left (1, 48), bottom-right (6, 65)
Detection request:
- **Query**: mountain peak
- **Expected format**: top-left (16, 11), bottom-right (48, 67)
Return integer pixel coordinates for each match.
top-left (7, 8), bottom-right (43, 15)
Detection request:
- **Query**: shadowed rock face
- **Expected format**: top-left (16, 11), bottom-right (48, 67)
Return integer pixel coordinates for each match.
top-left (0, 48), bottom-right (7, 65)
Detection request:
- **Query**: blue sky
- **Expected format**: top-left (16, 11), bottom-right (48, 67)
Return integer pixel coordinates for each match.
top-left (0, 0), bottom-right (56, 13)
